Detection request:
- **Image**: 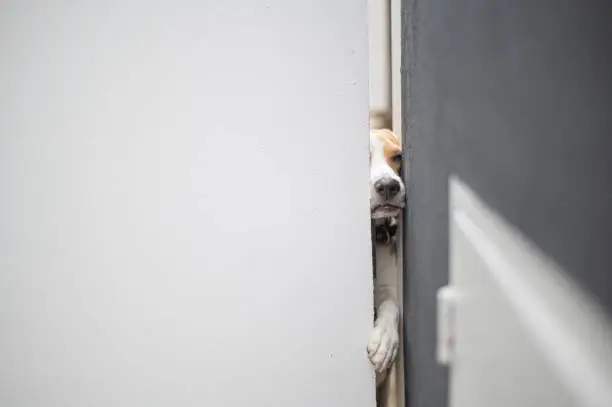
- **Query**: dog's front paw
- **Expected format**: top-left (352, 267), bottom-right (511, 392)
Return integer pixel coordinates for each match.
top-left (367, 317), bottom-right (399, 372)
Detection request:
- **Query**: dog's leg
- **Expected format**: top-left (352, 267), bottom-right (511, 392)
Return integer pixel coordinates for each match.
top-left (368, 242), bottom-right (400, 376)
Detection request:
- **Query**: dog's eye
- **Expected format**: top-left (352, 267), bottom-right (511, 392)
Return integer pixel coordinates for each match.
top-left (392, 153), bottom-right (402, 163)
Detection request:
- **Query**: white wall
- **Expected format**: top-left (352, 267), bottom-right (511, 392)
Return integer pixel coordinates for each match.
top-left (389, 0), bottom-right (403, 135)
top-left (0, 2), bottom-right (376, 406)
top-left (367, 0), bottom-right (390, 113)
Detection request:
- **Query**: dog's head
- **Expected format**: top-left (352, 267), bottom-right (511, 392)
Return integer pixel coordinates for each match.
top-left (369, 129), bottom-right (405, 220)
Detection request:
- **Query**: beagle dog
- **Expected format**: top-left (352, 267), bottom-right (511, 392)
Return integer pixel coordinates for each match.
top-left (368, 128), bottom-right (405, 386)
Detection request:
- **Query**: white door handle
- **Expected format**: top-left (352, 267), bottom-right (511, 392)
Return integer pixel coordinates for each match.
top-left (436, 285), bottom-right (461, 366)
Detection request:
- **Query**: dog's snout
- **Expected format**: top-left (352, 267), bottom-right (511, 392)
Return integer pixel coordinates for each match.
top-left (374, 177), bottom-right (401, 200)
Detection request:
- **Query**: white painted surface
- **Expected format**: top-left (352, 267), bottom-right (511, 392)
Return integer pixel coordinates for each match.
top-left (390, 0), bottom-right (403, 136)
top-left (0, 2), bottom-right (375, 406)
top-left (367, 0), bottom-right (390, 112)
top-left (447, 176), bottom-right (612, 407)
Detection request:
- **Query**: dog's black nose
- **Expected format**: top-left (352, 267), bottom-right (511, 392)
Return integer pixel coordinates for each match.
top-left (374, 177), bottom-right (401, 199)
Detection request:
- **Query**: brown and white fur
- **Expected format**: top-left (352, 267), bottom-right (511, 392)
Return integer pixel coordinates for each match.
top-left (367, 127), bottom-right (404, 387)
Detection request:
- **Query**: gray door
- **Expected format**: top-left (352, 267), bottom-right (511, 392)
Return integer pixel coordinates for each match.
top-left (402, 0), bottom-right (612, 406)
